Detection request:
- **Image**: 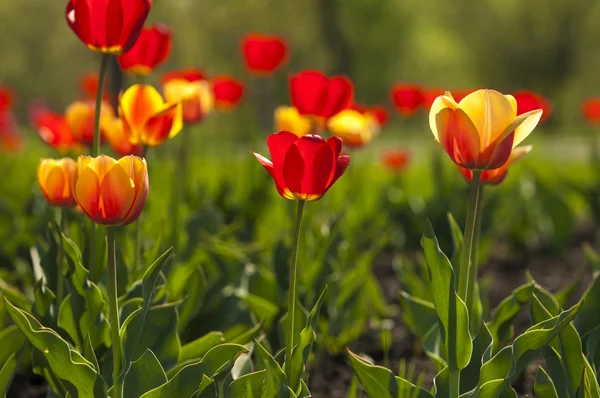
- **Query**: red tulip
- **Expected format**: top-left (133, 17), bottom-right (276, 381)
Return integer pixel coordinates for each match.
top-left (289, 70), bottom-right (354, 120)
top-left (66, 0), bottom-right (152, 55)
top-left (211, 75), bottom-right (245, 111)
top-left (382, 150), bottom-right (411, 173)
top-left (0, 111), bottom-right (21, 152)
top-left (583, 98), bottom-right (600, 124)
top-left (253, 131), bottom-right (350, 201)
top-left (390, 84), bottom-right (424, 116)
top-left (351, 103), bottom-right (389, 127)
top-left (30, 103), bottom-right (79, 151)
top-left (79, 72), bottom-right (110, 103)
top-left (241, 33), bottom-right (288, 76)
top-left (421, 89), bottom-right (445, 110)
top-left (513, 91), bottom-right (551, 122)
top-left (118, 24), bottom-right (172, 76)
top-left (0, 85), bottom-right (14, 113)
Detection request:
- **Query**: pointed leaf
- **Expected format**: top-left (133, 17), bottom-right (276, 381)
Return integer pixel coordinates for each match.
top-left (124, 349), bottom-right (168, 398)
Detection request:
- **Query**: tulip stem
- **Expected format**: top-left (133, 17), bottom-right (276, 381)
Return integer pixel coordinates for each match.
top-left (107, 227), bottom-right (123, 398)
top-left (93, 54), bottom-right (110, 157)
top-left (56, 208), bottom-right (67, 305)
top-left (284, 200), bottom-right (305, 388)
top-left (458, 171), bottom-right (483, 306)
top-left (449, 367), bottom-right (460, 398)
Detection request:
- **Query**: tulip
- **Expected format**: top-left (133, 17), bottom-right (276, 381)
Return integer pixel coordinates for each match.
top-left (382, 149), bottom-right (411, 173)
top-left (351, 104), bottom-right (389, 127)
top-left (513, 91), bottom-right (551, 122)
top-left (37, 158), bottom-right (78, 207)
top-left (274, 106), bottom-right (313, 137)
top-left (390, 84), bottom-right (424, 116)
top-left (104, 118), bottom-right (143, 156)
top-left (583, 98), bottom-right (600, 124)
top-left (65, 0), bottom-right (152, 55)
top-left (30, 104), bottom-right (79, 151)
top-left (429, 89), bottom-right (542, 170)
top-left (118, 24), bottom-right (172, 76)
top-left (119, 84), bottom-right (183, 147)
top-left (211, 75), bottom-right (245, 111)
top-left (72, 155), bottom-right (148, 226)
top-left (162, 70), bottom-right (214, 124)
top-left (65, 100), bottom-right (115, 146)
top-left (0, 110), bottom-right (21, 152)
top-left (459, 145), bottom-right (531, 186)
top-left (253, 131), bottom-right (350, 201)
top-left (0, 85), bottom-right (14, 113)
top-left (421, 88), bottom-right (445, 110)
top-left (290, 70), bottom-right (354, 120)
top-left (241, 33), bottom-right (288, 76)
top-left (327, 109), bottom-right (380, 148)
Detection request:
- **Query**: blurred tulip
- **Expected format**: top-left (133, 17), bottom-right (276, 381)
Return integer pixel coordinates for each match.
top-left (0, 85), bottom-right (14, 113)
top-left (253, 131), bottom-right (350, 201)
top-left (65, 100), bottom-right (114, 146)
top-left (421, 88), bottom-right (445, 110)
top-left (290, 70), bottom-right (353, 119)
top-left (513, 91), bottom-right (551, 122)
top-left (211, 75), bottom-right (245, 111)
top-left (429, 89), bottom-right (542, 170)
top-left (327, 109), bottom-right (379, 148)
top-left (275, 106), bottom-right (313, 137)
top-left (79, 72), bottom-right (111, 103)
top-left (119, 84), bottom-right (183, 147)
top-left (65, 0), bottom-right (152, 55)
top-left (37, 158), bottom-right (77, 207)
top-left (382, 150), bottom-right (411, 173)
top-left (30, 104), bottom-right (79, 151)
top-left (162, 69), bottom-right (214, 124)
top-left (118, 24), bottom-right (172, 76)
top-left (0, 111), bottom-right (21, 152)
top-left (459, 145), bottom-right (532, 185)
top-left (72, 155), bottom-right (148, 225)
top-left (390, 84), bottom-right (424, 116)
top-left (241, 33), bottom-right (288, 76)
top-left (351, 104), bottom-right (389, 127)
top-left (583, 98), bottom-right (600, 124)
top-left (104, 118), bottom-right (144, 156)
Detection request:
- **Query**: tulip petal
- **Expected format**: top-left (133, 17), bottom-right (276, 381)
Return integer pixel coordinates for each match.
top-left (429, 95), bottom-right (458, 142)
top-left (74, 165), bottom-right (101, 222)
top-left (435, 108), bottom-right (481, 169)
top-left (327, 136), bottom-right (343, 158)
top-left (253, 152), bottom-right (294, 199)
top-left (323, 77), bottom-right (354, 118)
top-left (98, 163), bottom-right (135, 224)
top-left (143, 103), bottom-right (182, 146)
top-left (118, 155), bottom-right (148, 225)
top-left (512, 109), bottom-right (543, 148)
top-left (120, 85), bottom-right (165, 132)
top-left (329, 154), bottom-right (350, 188)
top-left (482, 132), bottom-right (514, 170)
top-left (459, 89), bottom-right (515, 149)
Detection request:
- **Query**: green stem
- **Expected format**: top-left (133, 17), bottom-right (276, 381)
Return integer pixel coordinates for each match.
top-left (93, 54), bottom-right (110, 157)
top-left (449, 367), bottom-right (460, 398)
top-left (458, 171), bottom-right (482, 305)
top-left (56, 208), bottom-right (67, 305)
top-left (284, 200), bottom-right (305, 388)
top-left (107, 227), bottom-right (123, 398)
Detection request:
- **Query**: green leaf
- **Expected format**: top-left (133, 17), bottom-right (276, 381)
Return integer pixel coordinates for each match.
top-left (4, 299), bottom-right (107, 398)
top-left (168, 343), bottom-right (249, 379)
top-left (0, 352), bottom-right (17, 396)
top-left (179, 332), bottom-right (225, 364)
top-left (347, 351), bottom-right (434, 398)
top-left (0, 325), bottom-right (25, 366)
top-left (288, 286), bottom-right (328, 393)
top-left (235, 291), bottom-right (278, 328)
top-left (421, 221), bottom-right (472, 370)
top-left (487, 283), bottom-right (533, 355)
top-left (124, 349), bottom-right (168, 398)
top-left (399, 291), bottom-right (437, 339)
top-left (460, 323), bottom-right (492, 393)
top-left (254, 340), bottom-right (284, 397)
top-left (575, 274), bottom-right (600, 339)
top-left (580, 356), bottom-right (600, 398)
top-left (534, 367), bottom-right (559, 398)
top-left (227, 370), bottom-right (267, 397)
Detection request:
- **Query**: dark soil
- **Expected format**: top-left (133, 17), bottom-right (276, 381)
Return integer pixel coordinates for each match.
top-left (308, 225), bottom-right (596, 398)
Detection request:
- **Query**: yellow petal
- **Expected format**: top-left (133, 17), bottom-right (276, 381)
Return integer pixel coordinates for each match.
top-left (512, 110), bottom-right (543, 148)
top-left (458, 89), bottom-right (516, 149)
top-left (120, 85), bottom-right (166, 134)
top-left (429, 94), bottom-right (458, 142)
top-left (505, 95), bottom-right (517, 114)
top-left (508, 145), bottom-right (532, 165)
top-left (275, 106), bottom-right (312, 137)
top-left (74, 165), bottom-right (101, 221)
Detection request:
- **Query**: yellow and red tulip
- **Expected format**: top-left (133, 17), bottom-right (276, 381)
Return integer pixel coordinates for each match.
top-left (162, 69), bottom-right (214, 124)
top-left (119, 84), bottom-right (183, 147)
top-left (253, 131), bottom-right (350, 201)
top-left (37, 158), bottom-right (77, 207)
top-left (327, 109), bottom-right (380, 148)
top-left (72, 155), bottom-right (148, 226)
top-left (104, 118), bottom-right (144, 156)
top-left (210, 75), bottom-right (245, 111)
top-left (118, 24), bottom-right (172, 76)
top-left (65, 0), bottom-right (152, 55)
top-left (429, 89), bottom-right (542, 170)
top-left (65, 100), bottom-right (114, 146)
top-left (274, 106), bottom-right (313, 137)
top-left (459, 145), bottom-right (532, 185)
top-left (351, 103), bottom-right (389, 127)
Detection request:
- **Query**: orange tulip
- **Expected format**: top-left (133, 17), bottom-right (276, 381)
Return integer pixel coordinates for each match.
top-left (65, 100), bottom-right (114, 146)
top-left (459, 146), bottom-right (532, 185)
top-left (104, 118), bottom-right (144, 156)
top-left (274, 106), bottom-right (313, 137)
top-left (72, 155), bottom-right (148, 226)
top-left (429, 89), bottom-right (542, 170)
top-left (119, 84), bottom-right (183, 147)
top-left (327, 109), bottom-right (380, 148)
top-left (162, 69), bottom-right (214, 124)
top-left (37, 158), bottom-right (77, 207)
top-left (583, 98), bottom-right (600, 124)
top-left (382, 150), bottom-right (411, 173)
